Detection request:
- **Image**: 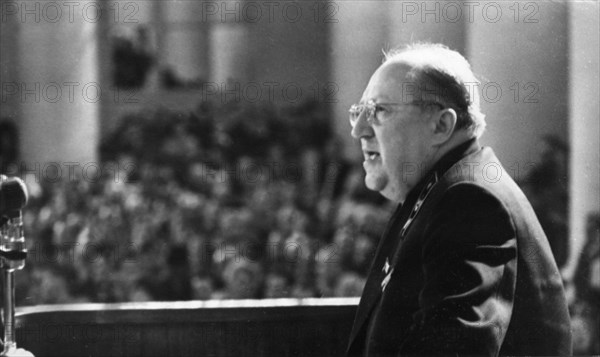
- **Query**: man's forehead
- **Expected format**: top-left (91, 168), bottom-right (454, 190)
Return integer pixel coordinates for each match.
top-left (361, 62), bottom-right (412, 102)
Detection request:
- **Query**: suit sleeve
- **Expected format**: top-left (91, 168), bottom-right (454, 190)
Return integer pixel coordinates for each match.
top-left (398, 183), bottom-right (518, 356)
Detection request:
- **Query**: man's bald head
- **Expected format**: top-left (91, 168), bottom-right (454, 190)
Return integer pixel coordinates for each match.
top-left (383, 43), bottom-right (486, 138)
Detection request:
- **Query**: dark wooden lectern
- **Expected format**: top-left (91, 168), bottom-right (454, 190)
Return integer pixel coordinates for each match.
top-left (16, 298), bottom-right (358, 357)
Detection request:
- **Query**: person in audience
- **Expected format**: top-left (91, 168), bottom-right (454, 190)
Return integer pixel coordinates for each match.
top-left (315, 245), bottom-right (343, 297)
top-left (334, 272), bottom-right (366, 298)
top-left (264, 271), bottom-right (291, 299)
top-left (221, 259), bottom-right (264, 300)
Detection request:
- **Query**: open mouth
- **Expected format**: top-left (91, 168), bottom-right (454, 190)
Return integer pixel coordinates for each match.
top-left (364, 150), bottom-right (380, 161)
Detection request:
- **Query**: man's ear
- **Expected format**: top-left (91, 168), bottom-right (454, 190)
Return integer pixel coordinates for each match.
top-left (431, 108), bottom-right (457, 144)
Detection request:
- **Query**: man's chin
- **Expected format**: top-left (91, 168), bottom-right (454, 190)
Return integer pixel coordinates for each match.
top-left (364, 173), bottom-right (387, 193)
top-left (365, 174), bottom-right (404, 202)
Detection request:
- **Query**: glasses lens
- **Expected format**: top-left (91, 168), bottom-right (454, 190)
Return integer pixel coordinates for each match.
top-left (349, 104), bottom-right (362, 124)
top-left (349, 101), bottom-right (379, 125)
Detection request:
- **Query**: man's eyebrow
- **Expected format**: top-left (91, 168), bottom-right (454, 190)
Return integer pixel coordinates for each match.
top-left (358, 97), bottom-right (380, 104)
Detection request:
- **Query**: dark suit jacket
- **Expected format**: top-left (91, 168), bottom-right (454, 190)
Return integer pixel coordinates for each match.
top-left (347, 139), bottom-right (572, 356)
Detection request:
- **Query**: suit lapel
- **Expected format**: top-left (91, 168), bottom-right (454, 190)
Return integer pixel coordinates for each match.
top-left (346, 173), bottom-right (440, 352)
top-left (346, 203), bottom-right (407, 349)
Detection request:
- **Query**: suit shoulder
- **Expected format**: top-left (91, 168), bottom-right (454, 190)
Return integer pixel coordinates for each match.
top-left (428, 182), bottom-right (518, 239)
top-left (421, 181), bottom-right (518, 259)
top-left (441, 148), bottom-right (507, 185)
top-left (436, 181), bottom-right (512, 219)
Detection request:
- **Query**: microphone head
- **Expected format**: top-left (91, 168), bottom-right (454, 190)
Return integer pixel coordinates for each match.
top-left (0, 176), bottom-right (29, 215)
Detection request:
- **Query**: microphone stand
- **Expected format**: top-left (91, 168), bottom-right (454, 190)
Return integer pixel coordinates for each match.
top-left (1, 212), bottom-right (34, 357)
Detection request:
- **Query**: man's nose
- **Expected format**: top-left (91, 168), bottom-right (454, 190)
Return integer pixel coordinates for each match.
top-left (350, 111), bottom-right (373, 139)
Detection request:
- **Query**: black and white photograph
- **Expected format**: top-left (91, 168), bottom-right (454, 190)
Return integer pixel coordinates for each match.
top-left (1, 0), bottom-right (598, 356)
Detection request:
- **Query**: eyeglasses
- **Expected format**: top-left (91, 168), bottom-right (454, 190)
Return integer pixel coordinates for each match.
top-left (348, 99), bottom-right (444, 126)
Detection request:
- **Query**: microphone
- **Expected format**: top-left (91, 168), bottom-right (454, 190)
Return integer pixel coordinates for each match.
top-left (0, 176), bottom-right (34, 357)
top-left (0, 176), bottom-right (28, 219)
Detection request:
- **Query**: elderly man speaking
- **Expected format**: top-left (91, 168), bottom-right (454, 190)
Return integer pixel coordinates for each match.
top-left (346, 43), bottom-right (571, 356)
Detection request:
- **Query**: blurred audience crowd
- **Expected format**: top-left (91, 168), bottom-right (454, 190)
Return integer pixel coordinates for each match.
top-left (15, 100), bottom-right (391, 306)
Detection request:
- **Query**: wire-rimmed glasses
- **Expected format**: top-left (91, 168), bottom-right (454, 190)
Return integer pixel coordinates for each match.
top-left (349, 99), bottom-right (444, 126)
